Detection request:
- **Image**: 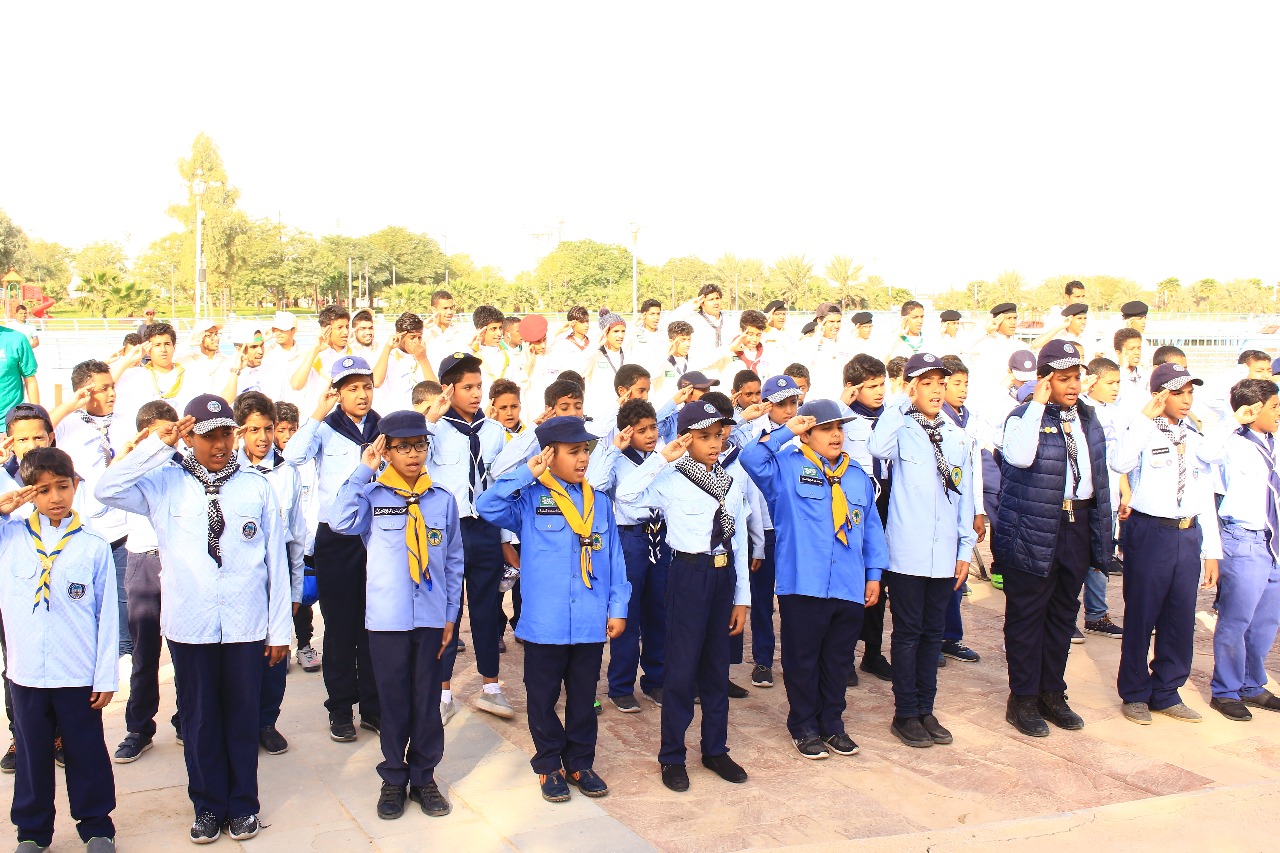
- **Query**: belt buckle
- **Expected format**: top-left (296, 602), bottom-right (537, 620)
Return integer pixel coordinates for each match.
top-left (713, 553), bottom-right (729, 568)
top-left (1062, 500), bottom-right (1075, 523)
top-left (1178, 517), bottom-right (1194, 530)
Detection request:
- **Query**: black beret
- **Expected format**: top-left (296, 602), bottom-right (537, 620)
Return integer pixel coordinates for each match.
top-left (990, 303), bottom-right (1017, 318)
top-left (1120, 300), bottom-right (1149, 318)
top-left (1060, 303), bottom-right (1089, 317)
top-left (939, 310), bottom-right (962, 322)
top-left (851, 312), bottom-right (873, 325)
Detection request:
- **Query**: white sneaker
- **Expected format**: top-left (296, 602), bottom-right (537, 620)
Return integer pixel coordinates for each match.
top-left (440, 698), bottom-right (457, 726)
top-left (475, 689), bottom-right (516, 719)
top-left (296, 645), bottom-right (322, 672)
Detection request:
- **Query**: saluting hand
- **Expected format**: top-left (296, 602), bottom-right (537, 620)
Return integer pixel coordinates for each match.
top-left (72, 385), bottom-right (94, 409)
top-left (312, 387), bottom-right (340, 422)
top-left (361, 435), bottom-right (386, 469)
top-left (1032, 375), bottom-right (1052, 405)
top-left (534, 404), bottom-right (555, 426)
top-left (786, 414), bottom-right (817, 435)
top-left (425, 385), bottom-right (454, 422)
top-left (740, 401), bottom-right (772, 422)
top-left (155, 416), bottom-right (196, 448)
top-left (613, 425), bottom-right (634, 451)
top-left (386, 332), bottom-right (403, 351)
top-left (0, 486), bottom-right (37, 516)
top-left (527, 445), bottom-right (555, 477)
top-left (660, 433), bottom-right (692, 462)
top-left (1140, 389), bottom-right (1170, 421)
top-left (1234, 401), bottom-right (1264, 426)
top-left (841, 382), bottom-right (863, 407)
top-left (672, 385), bottom-right (696, 405)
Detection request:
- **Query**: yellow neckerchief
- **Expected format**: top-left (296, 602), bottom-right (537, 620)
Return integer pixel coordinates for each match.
top-left (503, 422), bottom-right (526, 443)
top-left (147, 363), bottom-right (184, 399)
top-left (799, 444), bottom-right (853, 546)
top-left (375, 467), bottom-right (434, 586)
top-left (537, 471), bottom-right (596, 588)
top-left (26, 511), bottom-right (83, 612)
top-left (312, 345), bottom-right (352, 375)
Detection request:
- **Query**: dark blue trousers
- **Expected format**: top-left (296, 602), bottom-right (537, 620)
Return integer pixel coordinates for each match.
top-left (368, 628), bottom-right (445, 786)
top-left (750, 529), bottom-right (777, 667)
top-left (314, 524), bottom-right (380, 721)
top-left (522, 641), bottom-right (604, 775)
top-left (1119, 513), bottom-right (1202, 709)
top-left (259, 652), bottom-right (287, 729)
top-left (778, 594), bottom-right (863, 739)
top-left (1212, 525), bottom-right (1280, 700)
top-left (607, 524), bottom-right (671, 696)
top-left (885, 572), bottom-right (952, 717)
top-left (440, 516), bottom-right (504, 682)
top-left (10, 685), bottom-right (115, 847)
top-left (660, 554), bottom-right (735, 765)
top-left (169, 641), bottom-right (263, 822)
top-left (124, 550), bottom-right (168, 738)
top-left (1004, 511), bottom-right (1090, 697)
top-left (943, 587), bottom-right (964, 643)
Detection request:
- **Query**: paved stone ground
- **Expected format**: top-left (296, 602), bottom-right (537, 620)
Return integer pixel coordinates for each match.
top-left (5, 562), bottom-right (1280, 851)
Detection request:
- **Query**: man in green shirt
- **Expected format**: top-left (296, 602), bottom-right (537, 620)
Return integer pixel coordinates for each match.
top-left (0, 325), bottom-right (39, 431)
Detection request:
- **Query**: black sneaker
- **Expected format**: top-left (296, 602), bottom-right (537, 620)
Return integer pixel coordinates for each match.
top-left (539, 770), bottom-right (571, 803)
top-left (409, 782), bottom-right (452, 816)
top-left (1084, 615), bottom-right (1124, 638)
top-left (1037, 691), bottom-right (1085, 730)
top-left (189, 812), bottom-right (220, 844)
top-left (360, 716), bottom-right (381, 734)
top-left (1070, 627), bottom-right (1085, 644)
top-left (793, 736), bottom-right (830, 760)
top-left (456, 636), bottom-right (467, 652)
top-left (329, 718), bottom-right (357, 743)
top-left (751, 665), bottom-right (773, 687)
top-left (226, 814), bottom-right (260, 841)
top-left (1006, 693), bottom-right (1050, 737)
top-left (642, 687), bottom-right (663, 707)
top-left (609, 694), bottom-right (641, 713)
top-left (847, 667), bottom-right (860, 688)
top-left (53, 737), bottom-right (64, 768)
top-left (377, 782), bottom-right (406, 819)
top-left (860, 656), bottom-right (893, 682)
top-left (891, 716), bottom-right (933, 748)
top-left (941, 641), bottom-right (980, 663)
top-left (113, 732), bottom-right (154, 764)
top-left (594, 699), bottom-right (603, 716)
top-left (172, 715), bottom-right (184, 745)
top-left (821, 732), bottom-right (860, 756)
top-left (0, 738), bottom-right (14, 773)
top-left (701, 753), bottom-right (748, 783)
top-left (918, 714), bottom-right (953, 745)
top-left (660, 763), bottom-right (689, 792)
top-left (259, 726), bottom-right (289, 755)
top-left (727, 680), bottom-right (749, 699)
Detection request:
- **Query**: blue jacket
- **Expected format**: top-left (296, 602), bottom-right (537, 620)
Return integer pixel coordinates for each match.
top-left (741, 426), bottom-right (888, 603)
top-left (476, 465), bottom-right (630, 645)
top-left (995, 401), bottom-right (1112, 576)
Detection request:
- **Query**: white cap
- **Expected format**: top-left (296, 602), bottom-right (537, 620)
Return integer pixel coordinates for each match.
top-left (191, 318), bottom-right (221, 337)
top-left (229, 321), bottom-right (265, 345)
top-left (271, 311), bottom-right (297, 331)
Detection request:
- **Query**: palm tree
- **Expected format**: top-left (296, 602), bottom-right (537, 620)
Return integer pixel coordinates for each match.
top-left (771, 255), bottom-right (815, 308)
top-left (825, 255), bottom-right (864, 309)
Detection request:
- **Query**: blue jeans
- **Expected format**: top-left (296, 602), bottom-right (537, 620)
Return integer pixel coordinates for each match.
top-left (1211, 525), bottom-right (1280, 700)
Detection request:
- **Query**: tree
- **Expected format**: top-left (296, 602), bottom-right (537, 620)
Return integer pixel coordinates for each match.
top-left (363, 227), bottom-right (447, 303)
top-left (383, 284), bottom-right (434, 316)
top-left (24, 239), bottom-right (72, 301)
top-left (134, 232), bottom-right (192, 307)
top-left (74, 241), bottom-right (129, 277)
top-left (76, 270), bottom-right (152, 318)
top-left (770, 255), bottom-right (816, 308)
top-left (825, 254), bottom-right (866, 309)
top-left (0, 209), bottom-right (29, 273)
top-left (532, 240), bottom-right (634, 312)
top-left (167, 133), bottom-right (249, 314)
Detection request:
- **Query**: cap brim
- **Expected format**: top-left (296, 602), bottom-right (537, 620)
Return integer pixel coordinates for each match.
top-left (906, 365), bottom-right (952, 378)
top-left (192, 417), bottom-right (237, 435)
top-left (331, 367), bottom-right (374, 386)
top-left (1043, 357), bottom-right (1083, 371)
top-left (765, 388), bottom-right (803, 403)
top-left (1158, 376), bottom-right (1204, 391)
top-left (682, 416), bottom-right (735, 432)
top-left (1011, 370), bottom-right (1037, 381)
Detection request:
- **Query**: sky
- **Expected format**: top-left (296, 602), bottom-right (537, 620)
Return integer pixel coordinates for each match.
top-left (4, 2), bottom-right (1280, 295)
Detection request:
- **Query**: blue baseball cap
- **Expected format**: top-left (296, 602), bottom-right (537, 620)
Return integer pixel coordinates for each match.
top-left (1037, 339), bottom-right (1084, 374)
top-left (904, 352), bottom-right (951, 379)
top-left (1150, 362), bottom-right (1203, 393)
top-left (184, 395), bottom-right (236, 435)
top-left (762, 374), bottom-right (803, 403)
top-left (677, 400), bottom-right (735, 434)
top-left (535, 416), bottom-right (596, 446)
top-left (1016, 380), bottom-right (1037, 403)
top-left (437, 351), bottom-right (482, 382)
top-left (1008, 349), bottom-right (1037, 381)
top-left (330, 355), bottom-right (373, 386)
top-left (798, 399), bottom-right (852, 427)
top-left (380, 410), bottom-right (431, 439)
top-left (677, 370), bottom-right (720, 391)
top-left (1271, 356), bottom-right (1280, 376)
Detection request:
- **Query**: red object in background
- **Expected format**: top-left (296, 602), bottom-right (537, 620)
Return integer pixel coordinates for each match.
top-left (20, 284), bottom-right (55, 318)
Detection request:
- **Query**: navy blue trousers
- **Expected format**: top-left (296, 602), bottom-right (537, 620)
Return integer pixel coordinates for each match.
top-left (778, 594), bottom-right (863, 739)
top-left (522, 641), bottom-right (603, 775)
top-left (607, 524), bottom-right (671, 696)
top-left (259, 652), bottom-right (287, 729)
top-left (885, 572), bottom-right (952, 717)
top-left (858, 488), bottom-right (893, 661)
top-left (943, 587), bottom-right (964, 643)
top-left (1004, 511), bottom-right (1090, 697)
top-left (314, 524), bottom-right (380, 721)
top-left (10, 685), bottom-right (115, 847)
top-left (369, 628), bottom-right (445, 786)
top-left (731, 529), bottom-right (777, 668)
top-left (1119, 513), bottom-right (1202, 709)
top-left (440, 516), bottom-right (504, 682)
top-left (124, 550), bottom-right (171, 738)
top-left (169, 641), bottom-right (263, 822)
top-left (660, 554), bottom-right (735, 765)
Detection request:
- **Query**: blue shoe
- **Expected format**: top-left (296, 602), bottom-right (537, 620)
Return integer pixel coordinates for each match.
top-left (567, 768), bottom-right (609, 797)
top-left (539, 770), bottom-right (571, 803)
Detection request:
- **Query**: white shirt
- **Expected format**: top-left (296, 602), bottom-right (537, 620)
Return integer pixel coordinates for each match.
top-left (54, 412), bottom-right (129, 544)
top-left (180, 350), bottom-right (234, 396)
top-left (1204, 421), bottom-right (1279, 537)
top-left (262, 343), bottom-right (309, 407)
top-left (110, 365), bottom-right (198, 451)
top-left (231, 363), bottom-right (285, 402)
top-left (379, 348), bottom-right (432, 413)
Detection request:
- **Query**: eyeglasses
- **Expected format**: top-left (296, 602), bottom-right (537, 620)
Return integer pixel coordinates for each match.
top-left (388, 441), bottom-right (429, 454)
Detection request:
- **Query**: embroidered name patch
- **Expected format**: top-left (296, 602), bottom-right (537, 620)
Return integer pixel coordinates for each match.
top-left (802, 465), bottom-right (820, 477)
top-left (373, 506), bottom-right (408, 516)
top-left (536, 495), bottom-right (562, 516)
top-left (799, 475), bottom-right (823, 486)
top-left (1152, 447), bottom-right (1171, 456)
top-left (242, 521), bottom-right (258, 539)
top-left (67, 583), bottom-right (86, 600)
top-left (427, 528), bottom-right (443, 546)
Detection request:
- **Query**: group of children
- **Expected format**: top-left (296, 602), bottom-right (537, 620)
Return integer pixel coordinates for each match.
top-left (5, 290), bottom-right (1280, 850)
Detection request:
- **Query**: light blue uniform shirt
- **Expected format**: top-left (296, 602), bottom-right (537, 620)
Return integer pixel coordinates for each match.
top-left (1203, 421), bottom-right (1278, 537)
top-left (427, 415), bottom-right (506, 517)
top-left (742, 426), bottom-right (889, 602)
top-left (239, 449), bottom-right (307, 604)
top-left (869, 401), bottom-right (977, 577)
top-left (283, 416), bottom-right (366, 527)
top-left (587, 444), bottom-right (663, 527)
top-left (491, 424), bottom-right (542, 480)
top-left (0, 514), bottom-right (118, 692)
top-left (96, 435), bottom-right (293, 646)
top-left (477, 465), bottom-right (629, 644)
top-left (615, 452), bottom-right (751, 606)
top-left (331, 463), bottom-right (464, 631)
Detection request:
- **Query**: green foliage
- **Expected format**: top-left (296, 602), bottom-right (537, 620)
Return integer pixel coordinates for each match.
top-left (382, 284), bottom-right (434, 316)
top-left (532, 239), bottom-right (634, 312)
top-left (75, 270), bottom-right (152, 318)
top-left (74, 241), bottom-right (129, 277)
top-left (167, 133), bottom-right (250, 312)
top-left (23, 239), bottom-right (72, 300)
top-left (0, 210), bottom-right (30, 273)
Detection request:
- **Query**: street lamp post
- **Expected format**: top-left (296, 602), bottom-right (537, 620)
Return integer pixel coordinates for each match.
top-left (629, 223), bottom-right (640, 320)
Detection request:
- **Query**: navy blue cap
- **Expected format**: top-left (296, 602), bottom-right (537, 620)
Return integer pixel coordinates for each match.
top-left (330, 355), bottom-right (373, 386)
top-left (1121, 300), bottom-right (1149, 318)
top-left (801, 320), bottom-right (817, 336)
top-left (677, 370), bottom-right (720, 391)
top-left (184, 394), bottom-right (236, 435)
top-left (798, 399), bottom-right (852, 427)
top-left (535, 415), bottom-right (596, 446)
top-left (904, 352), bottom-right (951, 379)
top-left (4, 402), bottom-right (52, 431)
top-left (1271, 356), bottom-right (1280, 376)
top-left (939, 309), bottom-right (962, 322)
top-left (677, 401), bottom-right (735, 434)
top-left (1061, 303), bottom-right (1089, 317)
top-left (1037, 339), bottom-right (1084, 373)
top-left (762, 374), bottom-right (803, 403)
top-left (1016, 380), bottom-right (1037, 403)
top-left (851, 312), bottom-right (873, 325)
top-left (437, 351), bottom-right (482, 382)
top-left (1150, 362), bottom-right (1203, 393)
top-left (380, 410), bottom-right (430, 439)
top-left (990, 302), bottom-right (1017, 317)
top-left (1008, 349), bottom-right (1037, 379)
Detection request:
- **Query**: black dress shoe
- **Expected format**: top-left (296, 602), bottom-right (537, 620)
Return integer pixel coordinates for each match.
top-left (1211, 697), bottom-right (1253, 721)
top-left (860, 656), bottom-right (894, 682)
top-left (918, 714), bottom-right (953, 745)
top-left (377, 782), bottom-right (406, 819)
top-left (409, 782), bottom-right (451, 816)
top-left (1006, 694), bottom-right (1050, 737)
top-left (847, 667), bottom-right (860, 688)
top-left (329, 718), bottom-right (357, 742)
top-left (1244, 689), bottom-right (1280, 712)
top-left (660, 763), bottom-right (690, 792)
top-left (1037, 691), bottom-right (1084, 730)
top-left (360, 715), bottom-right (381, 734)
top-left (891, 716), bottom-right (933, 748)
top-left (701, 753), bottom-right (748, 783)
top-left (727, 680), bottom-right (749, 699)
